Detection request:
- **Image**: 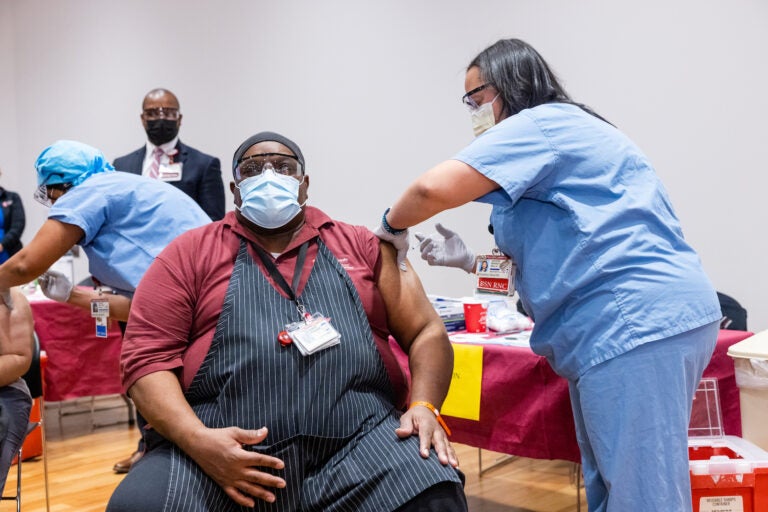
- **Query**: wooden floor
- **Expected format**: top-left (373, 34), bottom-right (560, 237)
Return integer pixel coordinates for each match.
top-left (3, 395), bottom-right (586, 511)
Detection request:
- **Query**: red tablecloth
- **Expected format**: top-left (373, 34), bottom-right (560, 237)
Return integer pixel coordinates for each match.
top-left (29, 295), bottom-right (123, 402)
top-left (395, 330), bottom-right (751, 463)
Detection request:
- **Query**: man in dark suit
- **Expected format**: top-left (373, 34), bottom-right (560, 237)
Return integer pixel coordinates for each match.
top-left (113, 88), bottom-right (225, 221)
top-left (0, 169), bottom-right (25, 263)
top-left (111, 89), bottom-right (224, 473)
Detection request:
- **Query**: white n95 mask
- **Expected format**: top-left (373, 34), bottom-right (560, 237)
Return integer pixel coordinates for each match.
top-left (470, 94), bottom-right (500, 136)
top-left (236, 169), bottom-right (305, 229)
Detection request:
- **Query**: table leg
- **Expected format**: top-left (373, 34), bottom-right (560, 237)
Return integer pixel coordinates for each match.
top-left (478, 448), bottom-right (517, 477)
top-left (571, 462), bottom-right (583, 512)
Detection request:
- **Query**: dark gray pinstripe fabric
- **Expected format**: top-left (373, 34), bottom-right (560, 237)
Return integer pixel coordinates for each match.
top-left (160, 240), bottom-right (461, 511)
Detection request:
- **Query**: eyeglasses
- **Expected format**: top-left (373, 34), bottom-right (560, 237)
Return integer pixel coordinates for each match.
top-left (235, 153), bottom-right (304, 180)
top-left (142, 107), bottom-right (181, 120)
top-left (461, 83), bottom-right (492, 110)
top-left (34, 183), bottom-right (72, 207)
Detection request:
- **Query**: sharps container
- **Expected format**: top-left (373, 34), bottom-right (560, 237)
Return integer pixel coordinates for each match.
top-left (727, 330), bottom-right (768, 452)
top-left (688, 378), bottom-right (768, 512)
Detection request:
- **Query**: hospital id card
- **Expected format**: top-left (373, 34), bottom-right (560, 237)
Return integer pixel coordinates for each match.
top-left (287, 313), bottom-right (341, 356)
top-left (90, 297), bottom-right (110, 338)
top-left (158, 162), bottom-right (183, 182)
top-left (90, 298), bottom-right (109, 318)
top-left (475, 253), bottom-right (515, 296)
top-left (94, 316), bottom-right (108, 338)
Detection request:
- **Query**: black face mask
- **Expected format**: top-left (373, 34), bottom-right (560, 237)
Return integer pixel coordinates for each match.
top-left (145, 119), bottom-right (179, 146)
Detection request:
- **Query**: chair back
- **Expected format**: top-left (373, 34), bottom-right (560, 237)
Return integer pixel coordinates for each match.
top-left (717, 292), bottom-right (748, 331)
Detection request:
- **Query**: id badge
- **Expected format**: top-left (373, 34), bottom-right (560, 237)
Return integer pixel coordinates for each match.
top-left (95, 316), bottom-right (108, 338)
top-left (158, 162), bottom-right (183, 182)
top-left (287, 313), bottom-right (341, 356)
top-left (475, 251), bottom-right (516, 296)
top-left (91, 298), bottom-right (110, 338)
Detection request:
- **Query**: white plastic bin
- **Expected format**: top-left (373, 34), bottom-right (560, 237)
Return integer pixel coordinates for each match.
top-left (728, 331), bottom-right (768, 452)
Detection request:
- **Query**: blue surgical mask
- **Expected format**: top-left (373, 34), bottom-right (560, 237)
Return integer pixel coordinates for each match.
top-left (236, 169), bottom-right (305, 229)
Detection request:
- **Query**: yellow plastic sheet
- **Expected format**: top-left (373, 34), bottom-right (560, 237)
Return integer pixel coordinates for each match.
top-left (441, 344), bottom-right (483, 420)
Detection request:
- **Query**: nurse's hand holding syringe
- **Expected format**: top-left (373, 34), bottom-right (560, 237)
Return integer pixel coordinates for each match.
top-left (414, 223), bottom-right (476, 273)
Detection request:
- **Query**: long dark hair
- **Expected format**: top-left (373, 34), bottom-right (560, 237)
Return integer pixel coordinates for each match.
top-left (469, 39), bottom-right (610, 124)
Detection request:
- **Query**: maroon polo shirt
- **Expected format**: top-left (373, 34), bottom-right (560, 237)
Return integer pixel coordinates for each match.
top-left (121, 207), bottom-right (407, 404)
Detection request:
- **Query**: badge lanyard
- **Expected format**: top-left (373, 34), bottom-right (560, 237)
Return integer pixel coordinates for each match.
top-left (253, 241), bottom-right (310, 344)
top-left (252, 241), bottom-right (341, 354)
top-left (253, 241), bottom-right (309, 315)
top-left (90, 287), bottom-right (110, 338)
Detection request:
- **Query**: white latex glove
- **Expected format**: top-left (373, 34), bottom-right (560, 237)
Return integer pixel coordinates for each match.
top-left (373, 211), bottom-right (410, 271)
top-left (39, 270), bottom-right (73, 302)
top-left (414, 223), bottom-right (476, 273)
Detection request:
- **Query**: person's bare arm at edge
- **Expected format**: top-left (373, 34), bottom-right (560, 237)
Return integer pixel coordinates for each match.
top-left (128, 371), bottom-right (287, 507)
top-left (377, 242), bottom-right (459, 468)
top-left (0, 289), bottom-right (33, 387)
top-left (386, 160), bottom-right (500, 230)
top-left (0, 219), bottom-right (83, 289)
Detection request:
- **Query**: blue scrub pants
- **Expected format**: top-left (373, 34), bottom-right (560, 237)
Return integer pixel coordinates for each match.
top-left (568, 321), bottom-right (719, 512)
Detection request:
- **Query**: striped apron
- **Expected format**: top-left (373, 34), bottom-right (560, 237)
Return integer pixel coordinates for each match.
top-left (161, 239), bottom-right (461, 511)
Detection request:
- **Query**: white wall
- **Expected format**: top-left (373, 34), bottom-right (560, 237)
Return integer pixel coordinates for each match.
top-left (0, 3), bottom-right (21, 193)
top-left (3, 0), bottom-right (767, 330)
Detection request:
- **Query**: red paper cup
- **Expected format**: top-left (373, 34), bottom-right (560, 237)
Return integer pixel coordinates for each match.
top-left (463, 300), bottom-right (488, 333)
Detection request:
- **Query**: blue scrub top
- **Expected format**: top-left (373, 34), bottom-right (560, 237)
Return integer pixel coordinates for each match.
top-left (453, 103), bottom-right (721, 380)
top-left (48, 171), bottom-right (210, 296)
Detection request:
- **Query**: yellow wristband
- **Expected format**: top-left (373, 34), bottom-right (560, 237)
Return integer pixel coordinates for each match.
top-left (409, 400), bottom-right (452, 436)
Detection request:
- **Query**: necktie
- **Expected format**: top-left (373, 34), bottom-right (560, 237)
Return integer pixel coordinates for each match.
top-left (147, 147), bottom-right (164, 179)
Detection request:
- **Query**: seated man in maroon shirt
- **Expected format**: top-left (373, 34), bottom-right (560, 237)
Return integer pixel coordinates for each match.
top-left (107, 132), bottom-right (468, 512)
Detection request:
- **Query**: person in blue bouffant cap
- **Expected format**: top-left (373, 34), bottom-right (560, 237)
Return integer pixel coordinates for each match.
top-left (0, 140), bottom-right (211, 473)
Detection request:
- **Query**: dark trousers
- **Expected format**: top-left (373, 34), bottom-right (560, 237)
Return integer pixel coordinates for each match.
top-left (394, 481), bottom-right (468, 512)
top-left (0, 387), bottom-right (32, 495)
top-left (107, 442), bottom-right (467, 512)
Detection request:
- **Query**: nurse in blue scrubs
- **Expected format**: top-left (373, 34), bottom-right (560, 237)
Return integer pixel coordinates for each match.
top-left (375, 38), bottom-right (721, 511)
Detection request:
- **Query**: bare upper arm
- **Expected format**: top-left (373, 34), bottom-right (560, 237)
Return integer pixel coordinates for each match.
top-left (376, 243), bottom-right (441, 353)
top-left (0, 289), bottom-right (34, 384)
top-left (23, 219), bottom-right (84, 272)
top-left (0, 219), bottom-right (84, 288)
top-left (8, 289), bottom-right (34, 359)
top-left (417, 159), bottom-right (500, 209)
top-left (386, 159), bottom-right (500, 229)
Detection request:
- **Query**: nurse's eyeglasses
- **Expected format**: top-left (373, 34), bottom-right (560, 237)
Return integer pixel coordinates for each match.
top-left (235, 153), bottom-right (304, 180)
top-left (461, 83), bottom-right (492, 110)
top-left (34, 182), bottom-right (73, 207)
